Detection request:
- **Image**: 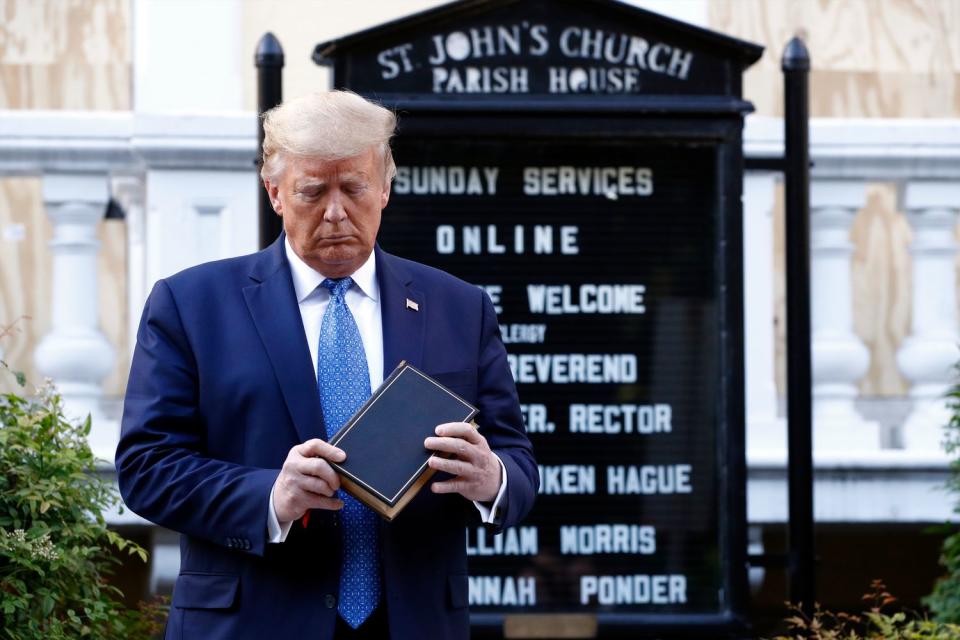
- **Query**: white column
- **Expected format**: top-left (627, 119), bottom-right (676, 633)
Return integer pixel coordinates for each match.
top-left (897, 181), bottom-right (960, 453)
top-left (744, 173), bottom-right (786, 459)
top-left (810, 180), bottom-right (880, 451)
top-left (112, 174), bottom-right (148, 360)
top-left (34, 173), bottom-right (117, 461)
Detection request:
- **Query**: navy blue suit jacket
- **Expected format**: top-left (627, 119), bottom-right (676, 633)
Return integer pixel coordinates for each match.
top-left (116, 236), bottom-right (538, 640)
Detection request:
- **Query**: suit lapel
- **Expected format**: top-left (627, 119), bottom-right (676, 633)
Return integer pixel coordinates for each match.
top-left (243, 236), bottom-right (325, 444)
top-left (377, 246), bottom-right (425, 373)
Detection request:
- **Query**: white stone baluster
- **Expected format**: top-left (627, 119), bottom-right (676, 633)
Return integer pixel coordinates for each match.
top-left (897, 181), bottom-right (960, 454)
top-left (34, 173), bottom-right (117, 461)
top-left (744, 172), bottom-right (786, 458)
top-left (810, 180), bottom-right (880, 451)
top-left (112, 174), bottom-right (147, 361)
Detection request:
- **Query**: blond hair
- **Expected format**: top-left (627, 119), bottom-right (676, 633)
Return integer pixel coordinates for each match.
top-left (260, 90), bottom-right (397, 183)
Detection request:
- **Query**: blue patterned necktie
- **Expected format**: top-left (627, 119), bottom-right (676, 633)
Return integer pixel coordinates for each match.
top-left (317, 277), bottom-right (380, 628)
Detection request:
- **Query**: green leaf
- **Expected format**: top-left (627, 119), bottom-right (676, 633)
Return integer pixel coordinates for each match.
top-left (0, 365), bottom-right (169, 636)
top-left (41, 594), bottom-right (55, 617)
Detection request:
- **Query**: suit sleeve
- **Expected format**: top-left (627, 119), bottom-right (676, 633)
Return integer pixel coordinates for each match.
top-left (115, 280), bottom-right (277, 556)
top-left (475, 288), bottom-right (539, 532)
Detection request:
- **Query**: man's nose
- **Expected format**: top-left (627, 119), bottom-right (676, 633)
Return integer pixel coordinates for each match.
top-left (323, 194), bottom-right (347, 223)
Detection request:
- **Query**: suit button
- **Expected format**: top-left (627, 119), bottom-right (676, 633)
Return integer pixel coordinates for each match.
top-left (324, 594), bottom-right (337, 609)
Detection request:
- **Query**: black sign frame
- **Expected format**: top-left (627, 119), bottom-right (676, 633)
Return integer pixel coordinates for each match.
top-left (388, 109), bottom-right (748, 638)
top-left (314, 1), bottom-right (761, 635)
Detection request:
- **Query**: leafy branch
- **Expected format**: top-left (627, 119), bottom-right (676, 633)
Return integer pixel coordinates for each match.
top-left (0, 361), bottom-right (167, 639)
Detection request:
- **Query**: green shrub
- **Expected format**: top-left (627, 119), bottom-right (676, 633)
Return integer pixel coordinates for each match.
top-left (0, 362), bottom-right (167, 639)
top-left (771, 580), bottom-right (960, 640)
top-left (925, 365), bottom-right (960, 623)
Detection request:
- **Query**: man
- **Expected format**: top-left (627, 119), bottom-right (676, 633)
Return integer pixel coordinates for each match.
top-left (116, 91), bottom-right (538, 640)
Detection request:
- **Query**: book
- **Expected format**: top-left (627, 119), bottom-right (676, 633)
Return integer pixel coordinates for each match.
top-left (327, 360), bottom-right (479, 521)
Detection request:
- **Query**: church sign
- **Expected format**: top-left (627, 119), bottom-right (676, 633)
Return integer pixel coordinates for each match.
top-left (315, 0), bottom-right (762, 636)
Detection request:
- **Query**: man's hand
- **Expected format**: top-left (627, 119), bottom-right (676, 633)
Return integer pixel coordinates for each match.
top-left (424, 422), bottom-right (502, 503)
top-left (272, 439), bottom-right (346, 523)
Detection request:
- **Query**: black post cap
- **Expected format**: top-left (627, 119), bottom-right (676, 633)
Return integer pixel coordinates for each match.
top-left (256, 32), bottom-right (285, 67)
top-left (781, 36), bottom-right (810, 72)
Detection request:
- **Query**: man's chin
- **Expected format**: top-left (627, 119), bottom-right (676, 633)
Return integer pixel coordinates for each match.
top-left (307, 247), bottom-right (370, 276)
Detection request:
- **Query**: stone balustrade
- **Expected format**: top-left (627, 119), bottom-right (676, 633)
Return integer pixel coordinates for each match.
top-left (1, 112), bottom-right (959, 523)
top-left (0, 110), bottom-right (257, 467)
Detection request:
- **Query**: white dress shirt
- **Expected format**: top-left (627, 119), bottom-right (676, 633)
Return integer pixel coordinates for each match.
top-left (267, 240), bottom-right (506, 542)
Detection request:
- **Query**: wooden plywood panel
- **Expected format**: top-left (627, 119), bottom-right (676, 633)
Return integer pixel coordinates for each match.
top-left (851, 184), bottom-right (911, 396)
top-left (240, 0), bottom-right (447, 110)
top-left (0, 0), bottom-right (131, 395)
top-left (99, 218), bottom-right (127, 396)
top-left (0, 0), bottom-right (131, 110)
top-left (0, 178), bottom-right (50, 392)
top-left (744, 69), bottom-right (960, 118)
top-left (773, 183), bottom-right (916, 399)
top-left (0, 180), bottom-right (127, 396)
top-left (710, 0), bottom-right (960, 117)
top-left (773, 182), bottom-right (786, 399)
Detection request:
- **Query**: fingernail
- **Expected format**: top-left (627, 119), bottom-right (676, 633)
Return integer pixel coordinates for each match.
top-left (435, 426), bottom-right (443, 435)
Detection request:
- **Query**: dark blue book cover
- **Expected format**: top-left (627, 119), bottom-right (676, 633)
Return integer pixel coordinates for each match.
top-left (328, 361), bottom-right (478, 519)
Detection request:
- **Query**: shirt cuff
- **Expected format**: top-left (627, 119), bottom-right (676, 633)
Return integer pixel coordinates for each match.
top-left (267, 485), bottom-right (294, 543)
top-left (473, 453), bottom-right (508, 524)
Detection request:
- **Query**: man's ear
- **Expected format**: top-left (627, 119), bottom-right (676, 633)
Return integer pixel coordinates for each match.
top-left (263, 177), bottom-right (283, 216)
top-left (380, 177), bottom-right (391, 210)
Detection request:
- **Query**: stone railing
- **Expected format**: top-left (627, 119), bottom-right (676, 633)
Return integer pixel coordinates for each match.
top-left (744, 116), bottom-right (960, 523)
top-left (0, 110), bottom-right (258, 470)
top-left (1, 111), bottom-right (958, 523)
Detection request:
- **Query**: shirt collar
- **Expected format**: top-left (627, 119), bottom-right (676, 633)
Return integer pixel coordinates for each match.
top-left (284, 237), bottom-right (379, 303)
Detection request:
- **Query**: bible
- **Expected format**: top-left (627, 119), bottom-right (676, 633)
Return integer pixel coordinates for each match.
top-left (328, 360), bottom-right (479, 521)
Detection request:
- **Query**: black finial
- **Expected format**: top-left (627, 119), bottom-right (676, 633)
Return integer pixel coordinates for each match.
top-left (781, 36), bottom-right (810, 72)
top-left (256, 32), bottom-right (284, 67)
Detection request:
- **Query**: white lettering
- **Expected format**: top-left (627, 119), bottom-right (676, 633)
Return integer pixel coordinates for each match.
top-left (469, 576), bottom-right (536, 606)
top-left (580, 575), bottom-right (686, 605)
top-left (393, 166), bottom-right (499, 196)
top-left (538, 465), bottom-right (595, 495)
top-left (523, 166), bottom-right (653, 196)
top-left (436, 225), bottom-right (455, 254)
top-left (434, 225), bottom-right (577, 256)
top-left (569, 404), bottom-right (672, 434)
top-left (466, 526), bottom-right (538, 556)
top-left (432, 66), bottom-right (529, 94)
top-left (560, 524), bottom-right (656, 555)
top-left (507, 354), bottom-right (638, 384)
top-left (477, 285), bottom-right (502, 314)
top-left (520, 403), bottom-right (554, 432)
top-left (606, 465), bottom-right (693, 495)
top-left (500, 324), bottom-right (547, 344)
top-left (527, 284), bottom-right (646, 314)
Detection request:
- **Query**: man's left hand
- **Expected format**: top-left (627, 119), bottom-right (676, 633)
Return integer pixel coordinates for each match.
top-left (424, 422), bottom-right (502, 503)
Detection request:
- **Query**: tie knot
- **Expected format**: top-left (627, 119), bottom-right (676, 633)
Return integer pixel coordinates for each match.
top-left (322, 277), bottom-right (353, 301)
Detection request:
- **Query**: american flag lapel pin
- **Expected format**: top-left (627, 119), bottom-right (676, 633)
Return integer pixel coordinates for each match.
top-left (406, 298), bottom-right (419, 312)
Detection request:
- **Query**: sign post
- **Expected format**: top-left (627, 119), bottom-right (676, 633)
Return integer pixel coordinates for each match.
top-left (256, 32), bottom-right (284, 250)
top-left (314, 1), bottom-right (763, 636)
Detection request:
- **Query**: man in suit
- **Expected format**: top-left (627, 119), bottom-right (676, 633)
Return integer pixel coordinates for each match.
top-left (116, 90), bottom-right (538, 639)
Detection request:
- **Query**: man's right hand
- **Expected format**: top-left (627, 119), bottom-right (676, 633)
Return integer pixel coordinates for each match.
top-left (272, 439), bottom-right (346, 523)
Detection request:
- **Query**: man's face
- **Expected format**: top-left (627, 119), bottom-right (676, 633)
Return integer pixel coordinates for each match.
top-left (264, 147), bottom-right (390, 278)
